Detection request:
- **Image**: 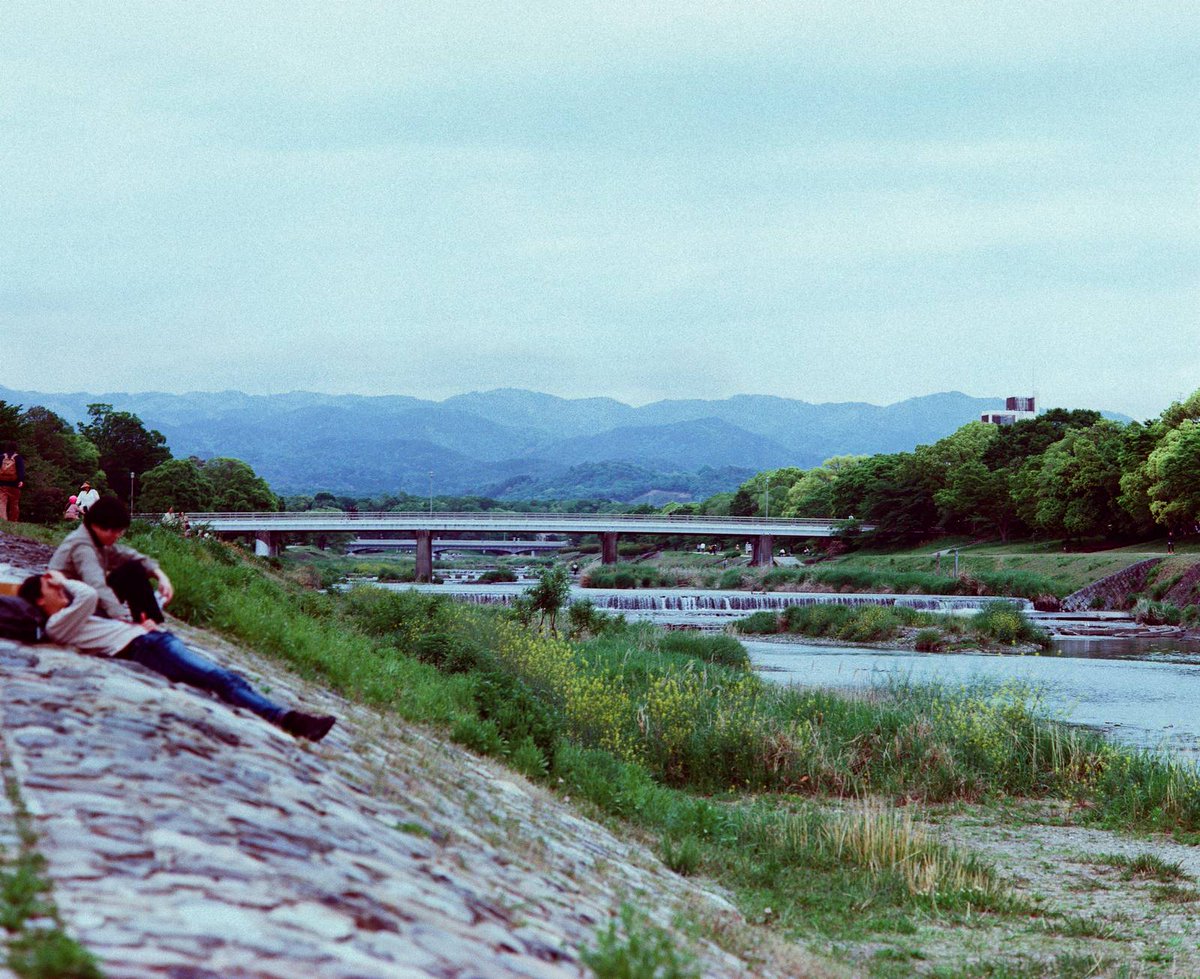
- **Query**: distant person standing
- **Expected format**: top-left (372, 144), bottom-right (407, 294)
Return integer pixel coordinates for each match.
top-left (63, 495), bottom-right (81, 521)
top-left (0, 442), bottom-right (25, 522)
top-left (76, 482), bottom-right (100, 516)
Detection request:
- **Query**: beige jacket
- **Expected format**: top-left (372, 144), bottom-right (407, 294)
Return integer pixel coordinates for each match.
top-left (49, 523), bottom-right (163, 621)
top-left (45, 580), bottom-right (149, 657)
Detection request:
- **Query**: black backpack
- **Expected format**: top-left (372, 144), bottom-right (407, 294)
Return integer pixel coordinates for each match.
top-left (0, 595), bottom-right (44, 643)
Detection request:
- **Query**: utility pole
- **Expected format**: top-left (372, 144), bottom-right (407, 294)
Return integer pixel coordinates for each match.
top-left (764, 477), bottom-right (771, 519)
top-left (428, 471), bottom-right (433, 516)
top-left (130, 472), bottom-right (136, 513)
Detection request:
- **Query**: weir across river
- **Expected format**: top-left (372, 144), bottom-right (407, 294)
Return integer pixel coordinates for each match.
top-left (172, 511), bottom-right (870, 581)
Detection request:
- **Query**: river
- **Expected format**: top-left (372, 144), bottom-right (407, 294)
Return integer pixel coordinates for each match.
top-left (749, 636), bottom-right (1200, 758)
top-left (385, 581), bottom-right (1200, 758)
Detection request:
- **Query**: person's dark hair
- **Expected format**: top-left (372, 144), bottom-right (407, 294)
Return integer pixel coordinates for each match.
top-left (17, 574), bottom-right (43, 605)
top-left (83, 496), bottom-right (131, 531)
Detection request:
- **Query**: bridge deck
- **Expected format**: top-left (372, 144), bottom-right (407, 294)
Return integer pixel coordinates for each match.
top-left (166, 511), bottom-right (867, 538)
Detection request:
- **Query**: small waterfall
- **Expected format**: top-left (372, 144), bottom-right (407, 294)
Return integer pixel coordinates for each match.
top-left (417, 587), bottom-right (1030, 615)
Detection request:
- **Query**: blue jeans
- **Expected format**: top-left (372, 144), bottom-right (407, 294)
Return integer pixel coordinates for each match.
top-left (117, 630), bottom-right (286, 723)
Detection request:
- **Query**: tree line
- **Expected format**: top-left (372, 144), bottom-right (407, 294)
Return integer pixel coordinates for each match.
top-left (727, 390), bottom-right (1200, 545)
top-left (0, 401), bottom-right (277, 521)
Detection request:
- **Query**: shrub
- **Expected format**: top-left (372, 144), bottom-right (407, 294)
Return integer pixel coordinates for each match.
top-left (508, 736), bottom-right (550, 780)
top-left (477, 568), bottom-right (518, 583)
top-left (971, 601), bottom-right (1050, 646)
top-left (567, 599), bottom-right (620, 639)
top-left (581, 904), bottom-right (700, 979)
top-left (660, 834), bottom-right (703, 876)
top-left (473, 670), bottom-right (562, 758)
top-left (658, 632), bottom-right (750, 669)
top-left (1133, 599), bottom-right (1183, 626)
top-left (450, 715), bottom-right (506, 757)
top-left (734, 611), bottom-right (780, 635)
top-left (717, 568), bottom-right (746, 590)
top-left (914, 629), bottom-right (944, 652)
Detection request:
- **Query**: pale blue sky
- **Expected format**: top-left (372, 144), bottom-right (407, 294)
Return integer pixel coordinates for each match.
top-left (3, 2), bottom-right (1196, 420)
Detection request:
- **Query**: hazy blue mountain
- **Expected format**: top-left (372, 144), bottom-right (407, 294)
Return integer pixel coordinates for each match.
top-left (480, 462), bottom-right (754, 503)
top-left (442, 389), bottom-right (635, 437)
top-left (1, 384), bottom-right (1103, 501)
top-left (526, 418), bottom-right (794, 471)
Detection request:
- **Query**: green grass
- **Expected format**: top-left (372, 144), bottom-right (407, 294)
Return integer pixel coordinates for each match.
top-left (1090, 851), bottom-right (1191, 883)
top-left (826, 537), bottom-right (1197, 599)
top-left (73, 528), bottom-right (1200, 969)
top-left (734, 600), bottom-right (1050, 650)
top-left (581, 903), bottom-right (701, 979)
top-left (0, 754), bottom-right (104, 978)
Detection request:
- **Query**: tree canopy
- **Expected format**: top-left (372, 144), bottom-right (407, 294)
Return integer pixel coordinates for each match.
top-left (78, 403), bottom-right (171, 503)
top-left (732, 391), bottom-right (1200, 545)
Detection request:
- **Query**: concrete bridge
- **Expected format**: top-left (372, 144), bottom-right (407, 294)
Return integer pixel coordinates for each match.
top-left (344, 538), bottom-right (568, 556)
top-left (173, 511), bottom-right (868, 581)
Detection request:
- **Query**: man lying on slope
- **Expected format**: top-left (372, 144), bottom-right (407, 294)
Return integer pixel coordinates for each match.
top-left (19, 570), bottom-right (335, 742)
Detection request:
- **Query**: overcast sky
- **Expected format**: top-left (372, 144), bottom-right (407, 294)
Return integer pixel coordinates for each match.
top-left (3, 2), bottom-right (1196, 420)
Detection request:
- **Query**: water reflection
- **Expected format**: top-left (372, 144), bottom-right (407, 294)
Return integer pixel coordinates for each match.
top-left (746, 638), bottom-right (1200, 759)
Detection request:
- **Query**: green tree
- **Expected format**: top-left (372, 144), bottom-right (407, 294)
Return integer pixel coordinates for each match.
top-left (697, 491), bottom-right (733, 516)
top-left (1021, 421), bottom-right (1128, 539)
top-left (0, 402), bottom-right (100, 523)
top-left (138, 458), bottom-right (214, 513)
top-left (731, 468), bottom-right (804, 517)
top-left (199, 458), bottom-right (278, 512)
top-left (1144, 419), bottom-right (1200, 532)
top-left (934, 461), bottom-right (1016, 540)
top-left (781, 455), bottom-right (865, 517)
top-left (981, 408), bottom-right (1103, 470)
top-left (78, 403), bottom-right (171, 503)
top-left (527, 565), bottom-right (571, 636)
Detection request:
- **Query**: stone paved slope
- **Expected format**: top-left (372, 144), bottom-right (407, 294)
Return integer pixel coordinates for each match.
top-left (0, 618), bottom-right (826, 978)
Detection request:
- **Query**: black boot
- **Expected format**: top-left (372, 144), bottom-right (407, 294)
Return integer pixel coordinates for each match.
top-left (281, 711), bottom-right (336, 742)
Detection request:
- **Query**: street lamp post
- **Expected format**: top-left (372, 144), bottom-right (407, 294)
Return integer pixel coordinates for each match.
top-left (428, 471), bottom-right (433, 516)
top-left (763, 477), bottom-right (771, 519)
top-left (130, 472), bottom-right (136, 512)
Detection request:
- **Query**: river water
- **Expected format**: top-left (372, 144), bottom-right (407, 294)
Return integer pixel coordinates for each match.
top-left (749, 637), bottom-right (1200, 758)
top-left (386, 581), bottom-right (1200, 758)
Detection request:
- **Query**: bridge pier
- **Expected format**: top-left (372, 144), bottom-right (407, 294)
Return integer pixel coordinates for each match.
top-left (751, 534), bottom-right (774, 567)
top-left (600, 532), bottom-right (619, 565)
top-left (254, 531), bottom-right (280, 558)
top-left (414, 530), bottom-right (433, 582)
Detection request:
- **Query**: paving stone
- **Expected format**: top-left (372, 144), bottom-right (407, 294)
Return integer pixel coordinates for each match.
top-left (0, 578), bottom-right (766, 979)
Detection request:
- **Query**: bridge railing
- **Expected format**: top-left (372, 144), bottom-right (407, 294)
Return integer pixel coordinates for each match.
top-left (157, 511), bottom-right (860, 528)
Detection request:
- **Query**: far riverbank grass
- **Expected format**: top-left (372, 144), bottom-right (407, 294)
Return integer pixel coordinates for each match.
top-left (92, 529), bottom-right (1200, 965)
top-left (734, 601), bottom-right (1051, 651)
top-left (579, 539), bottom-right (1193, 600)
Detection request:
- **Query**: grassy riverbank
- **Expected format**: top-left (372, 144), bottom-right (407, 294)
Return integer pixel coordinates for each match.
top-left (118, 530), bottom-right (1200, 970)
top-left (569, 538), bottom-right (1200, 610)
top-left (734, 601), bottom-right (1051, 652)
top-left (10, 523), bottom-right (1200, 973)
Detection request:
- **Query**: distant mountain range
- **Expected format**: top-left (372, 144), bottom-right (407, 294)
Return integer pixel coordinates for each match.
top-left (0, 386), bottom-right (1085, 501)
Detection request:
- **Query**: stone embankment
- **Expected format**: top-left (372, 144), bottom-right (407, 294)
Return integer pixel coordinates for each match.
top-left (1060, 558), bottom-right (1161, 612)
top-left (0, 549), bottom-right (825, 978)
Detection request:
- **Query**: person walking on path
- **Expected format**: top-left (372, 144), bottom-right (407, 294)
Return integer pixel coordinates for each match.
top-left (18, 571), bottom-right (336, 741)
top-left (0, 442), bottom-right (26, 522)
top-left (50, 496), bottom-right (174, 623)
